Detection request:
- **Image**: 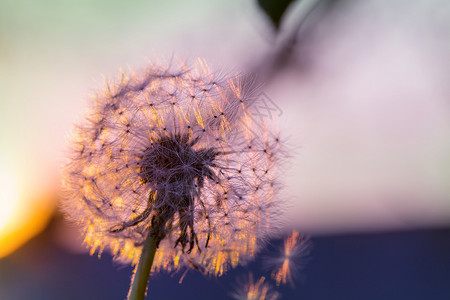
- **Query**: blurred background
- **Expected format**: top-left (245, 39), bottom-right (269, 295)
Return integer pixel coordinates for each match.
top-left (0, 0), bottom-right (449, 299)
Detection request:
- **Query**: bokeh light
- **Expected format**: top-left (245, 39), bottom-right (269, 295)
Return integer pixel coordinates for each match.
top-left (0, 154), bottom-right (54, 258)
top-left (0, 157), bottom-right (19, 232)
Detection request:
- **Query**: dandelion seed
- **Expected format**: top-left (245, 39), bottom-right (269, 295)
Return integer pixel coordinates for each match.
top-left (266, 231), bottom-right (311, 287)
top-left (230, 274), bottom-right (280, 300)
top-left (61, 58), bottom-right (284, 298)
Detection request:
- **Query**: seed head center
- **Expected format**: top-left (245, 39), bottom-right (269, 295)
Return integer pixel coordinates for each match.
top-left (139, 133), bottom-right (218, 187)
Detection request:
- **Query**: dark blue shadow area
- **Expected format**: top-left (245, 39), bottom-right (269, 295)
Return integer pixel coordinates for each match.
top-left (285, 229), bottom-right (450, 300)
top-left (1, 223), bottom-right (449, 300)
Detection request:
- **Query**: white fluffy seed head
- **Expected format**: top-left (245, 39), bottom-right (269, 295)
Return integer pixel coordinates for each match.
top-left (61, 58), bottom-right (284, 276)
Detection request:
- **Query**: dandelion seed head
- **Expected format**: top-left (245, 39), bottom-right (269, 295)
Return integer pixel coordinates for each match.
top-left (61, 58), bottom-right (283, 276)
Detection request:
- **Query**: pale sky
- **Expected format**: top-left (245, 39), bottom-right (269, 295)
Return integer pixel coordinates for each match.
top-left (1, 0), bottom-right (449, 235)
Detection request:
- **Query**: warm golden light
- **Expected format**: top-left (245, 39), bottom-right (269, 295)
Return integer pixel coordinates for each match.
top-left (231, 274), bottom-right (280, 300)
top-left (269, 231), bottom-right (310, 287)
top-left (0, 158), bottom-right (54, 258)
top-left (273, 231), bottom-right (299, 286)
top-left (0, 162), bottom-right (19, 231)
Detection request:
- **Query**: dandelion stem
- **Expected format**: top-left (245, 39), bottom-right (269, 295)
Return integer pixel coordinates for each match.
top-left (128, 233), bottom-right (158, 300)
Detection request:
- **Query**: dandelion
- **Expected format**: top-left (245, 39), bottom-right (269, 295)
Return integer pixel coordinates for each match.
top-left (230, 274), bottom-right (280, 300)
top-left (266, 231), bottom-right (311, 287)
top-left (61, 58), bottom-right (284, 299)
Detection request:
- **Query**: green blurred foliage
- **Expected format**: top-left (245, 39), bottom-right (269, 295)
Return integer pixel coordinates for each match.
top-left (257, 0), bottom-right (297, 29)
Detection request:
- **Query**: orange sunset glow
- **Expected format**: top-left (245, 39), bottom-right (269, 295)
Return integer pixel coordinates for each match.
top-left (0, 156), bottom-right (54, 258)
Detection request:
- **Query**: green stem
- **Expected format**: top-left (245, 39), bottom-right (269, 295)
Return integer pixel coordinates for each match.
top-left (128, 233), bottom-right (158, 300)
